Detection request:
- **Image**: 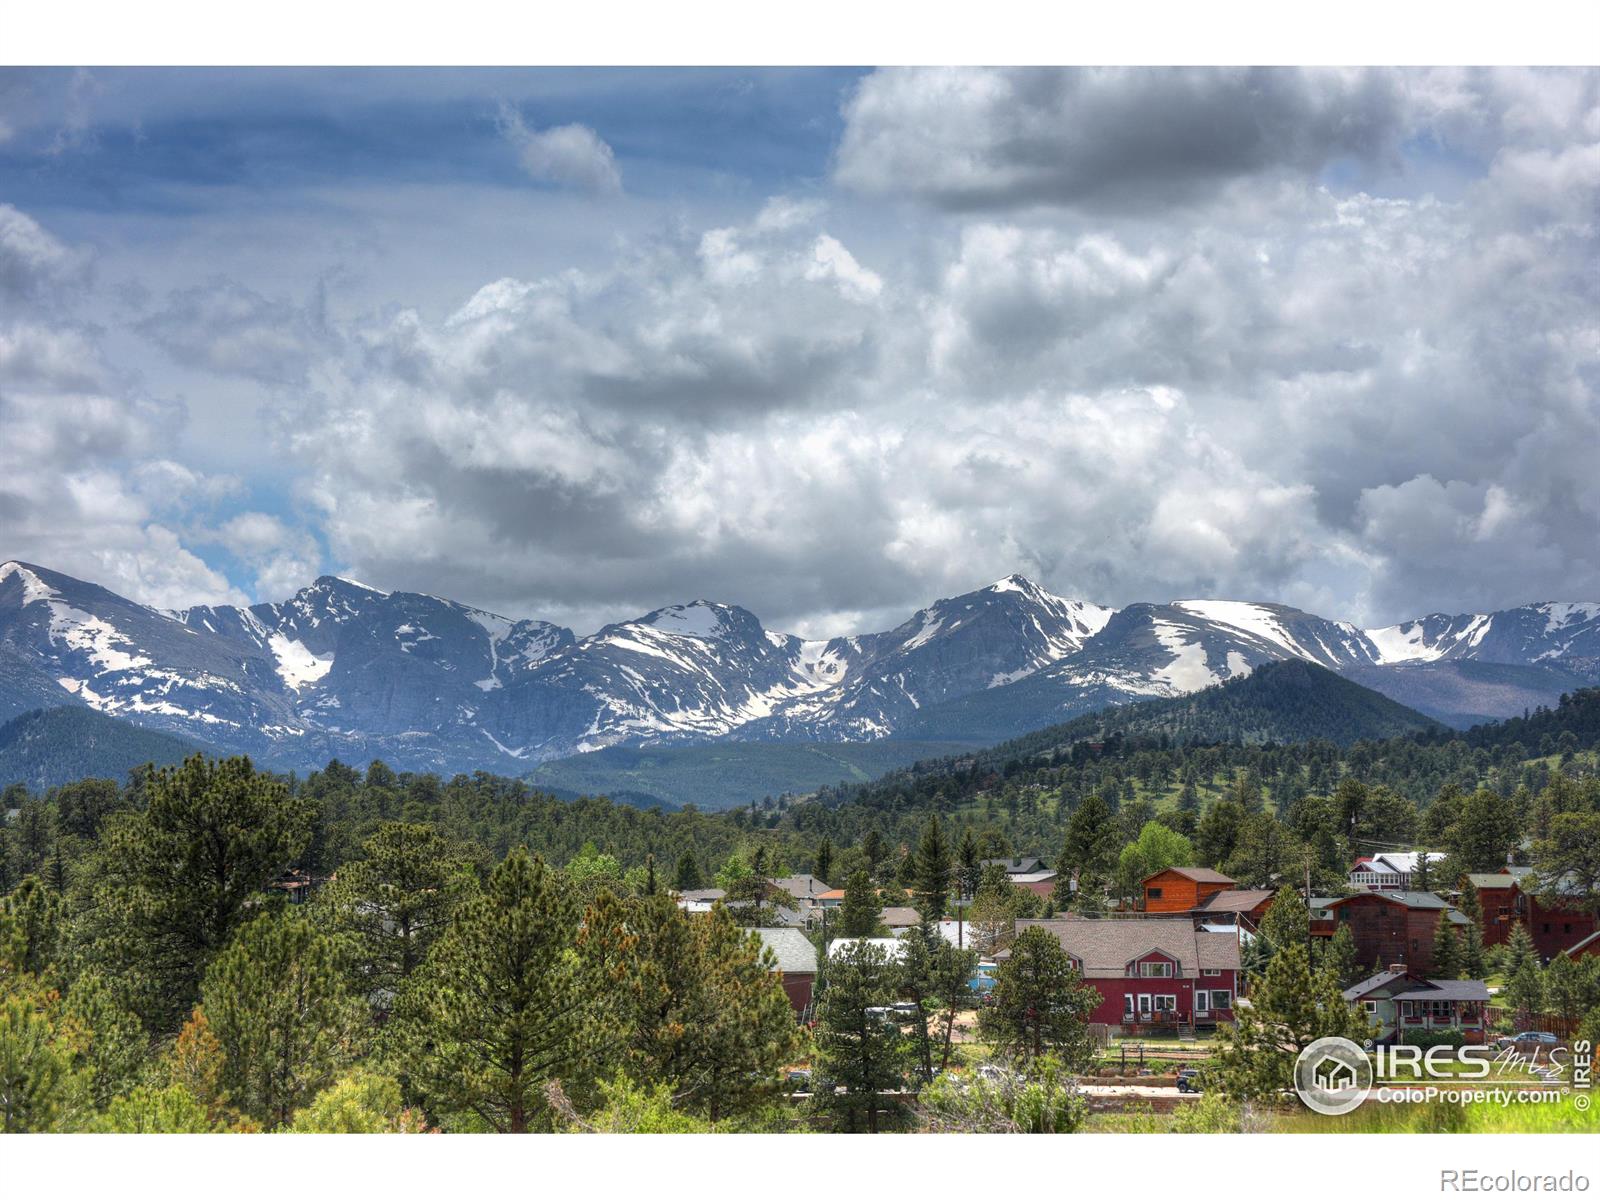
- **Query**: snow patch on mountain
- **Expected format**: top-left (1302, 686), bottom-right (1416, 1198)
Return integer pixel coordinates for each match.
top-left (1174, 600), bottom-right (1314, 660)
top-left (268, 634), bottom-right (333, 689)
top-left (643, 602), bottom-right (726, 639)
top-left (1150, 621), bottom-right (1219, 692)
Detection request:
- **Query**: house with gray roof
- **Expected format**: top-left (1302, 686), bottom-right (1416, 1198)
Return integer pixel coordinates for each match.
top-left (754, 927), bottom-right (820, 1014)
top-left (1343, 968), bottom-right (1491, 1043)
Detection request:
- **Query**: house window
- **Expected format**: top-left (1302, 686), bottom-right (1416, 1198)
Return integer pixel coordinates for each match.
top-left (1431, 1000), bottom-right (1453, 1022)
top-left (1203, 968), bottom-right (1221, 977)
top-left (1154, 995), bottom-right (1177, 1012)
top-left (1148, 887), bottom-right (1164, 899)
top-left (1363, 1000), bottom-right (1379, 1015)
top-left (1124, 994), bottom-right (1135, 1019)
top-left (1137, 994), bottom-right (1153, 1016)
top-left (1196, 991), bottom-right (1210, 1015)
top-left (1137, 960), bottom-right (1175, 978)
top-left (1542, 923), bottom-right (1551, 934)
top-left (1212, 991), bottom-right (1232, 1009)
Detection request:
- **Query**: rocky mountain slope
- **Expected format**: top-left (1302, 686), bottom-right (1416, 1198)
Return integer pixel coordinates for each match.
top-left (2, 559), bottom-right (1596, 773)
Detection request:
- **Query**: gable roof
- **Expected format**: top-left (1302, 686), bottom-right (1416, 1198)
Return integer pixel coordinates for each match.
top-left (1327, 889), bottom-right (1452, 911)
top-left (1145, 866), bottom-right (1236, 886)
top-left (1012, 917), bottom-right (1240, 977)
top-left (1343, 969), bottom-right (1412, 1001)
top-left (754, 928), bottom-right (819, 975)
top-left (771, 874), bottom-right (830, 900)
top-left (1194, 888), bottom-right (1277, 914)
top-left (983, 856), bottom-right (1047, 874)
top-left (878, 906), bottom-right (922, 928)
top-left (1560, 930), bottom-right (1600, 958)
top-left (1465, 873), bottom-right (1519, 891)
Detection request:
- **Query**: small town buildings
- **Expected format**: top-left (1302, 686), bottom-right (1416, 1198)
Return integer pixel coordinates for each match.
top-left (1343, 968), bottom-right (1491, 1044)
top-left (1141, 866), bottom-right (1237, 913)
top-left (1466, 867), bottom-right (1598, 961)
top-left (754, 928), bottom-right (820, 1014)
top-left (1009, 870), bottom-right (1060, 899)
top-left (1349, 851), bottom-right (1447, 891)
top-left (770, 874), bottom-right (831, 922)
top-left (984, 856), bottom-right (1049, 877)
top-left (1316, 890), bottom-right (1471, 974)
top-left (1191, 887), bottom-right (1277, 930)
top-left (878, 906), bottom-right (923, 931)
top-left (674, 887), bottom-right (727, 914)
top-left (1007, 916), bottom-right (1242, 1032)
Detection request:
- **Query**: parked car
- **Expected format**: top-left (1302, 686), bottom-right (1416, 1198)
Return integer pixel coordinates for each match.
top-left (1496, 1031), bottom-right (1560, 1050)
top-left (1176, 1068), bottom-right (1203, 1093)
top-left (783, 1068), bottom-right (812, 1092)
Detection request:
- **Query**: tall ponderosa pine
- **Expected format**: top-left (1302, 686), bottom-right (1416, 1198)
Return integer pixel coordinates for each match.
top-left (78, 755), bottom-right (314, 1031)
top-left (394, 849), bottom-right (590, 1133)
top-left (979, 926), bottom-right (1098, 1067)
top-left (912, 816), bottom-right (952, 924)
top-left (811, 939), bottom-right (909, 1133)
top-left (314, 821), bottom-right (476, 1009)
top-left (580, 893), bottom-right (798, 1123)
top-left (200, 912), bottom-right (364, 1129)
top-left (1062, 791), bottom-right (1118, 887)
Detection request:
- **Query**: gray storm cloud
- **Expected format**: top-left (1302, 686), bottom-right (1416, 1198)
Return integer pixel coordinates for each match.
top-left (2, 68), bottom-right (1596, 636)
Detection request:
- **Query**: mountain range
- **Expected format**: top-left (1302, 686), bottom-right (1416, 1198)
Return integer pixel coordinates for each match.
top-left (2, 559), bottom-right (1597, 777)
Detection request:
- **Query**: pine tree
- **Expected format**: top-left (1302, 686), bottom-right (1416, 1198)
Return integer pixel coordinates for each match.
top-left (811, 939), bottom-right (909, 1133)
top-left (60, 970), bottom-right (147, 1111)
top-left (674, 851), bottom-right (704, 892)
top-left (76, 754), bottom-right (314, 1032)
top-left (1253, 885), bottom-right (1310, 971)
top-left (912, 816), bottom-right (952, 924)
top-left (393, 849), bottom-right (590, 1133)
top-left (862, 830), bottom-right (887, 879)
top-left (1505, 920), bottom-right (1540, 979)
top-left (1431, 919), bottom-right (1461, 980)
top-left (314, 821), bottom-right (476, 1011)
top-left (1459, 919), bottom-right (1489, 981)
top-left (578, 894), bottom-right (799, 1124)
top-left (0, 876), bottom-right (61, 978)
top-left (979, 927), bottom-right (1099, 1068)
top-left (838, 869), bottom-right (881, 938)
top-left (0, 989), bottom-right (82, 1132)
top-left (1324, 924), bottom-right (1359, 989)
top-left (201, 912), bottom-right (364, 1129)
top-left (814, 838), bottom-right (834, 885)
top-left (1209, 944), bottom-right (1372, 1101)
top-left (1062, 791), bottom-right (1117, 888)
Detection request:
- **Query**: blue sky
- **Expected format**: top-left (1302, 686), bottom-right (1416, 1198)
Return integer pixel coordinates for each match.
top-left (2, 67), bottom-right (1597, 635)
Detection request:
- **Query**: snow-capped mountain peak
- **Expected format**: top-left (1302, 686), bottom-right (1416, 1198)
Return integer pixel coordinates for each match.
top-left (4, 563), bottom-right (1599, 774)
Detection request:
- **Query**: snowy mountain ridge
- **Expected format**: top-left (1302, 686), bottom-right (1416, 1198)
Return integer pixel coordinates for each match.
top-left (2, 559), bottom-right (1597, 774)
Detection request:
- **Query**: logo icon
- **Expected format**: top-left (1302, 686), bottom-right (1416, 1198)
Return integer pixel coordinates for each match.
top-left (1294, 1036), bottom-right (1373, 1116)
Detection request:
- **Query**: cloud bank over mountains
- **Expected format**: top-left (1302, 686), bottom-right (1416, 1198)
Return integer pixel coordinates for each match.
top-left (0, 66), bottom-right (1595, 636)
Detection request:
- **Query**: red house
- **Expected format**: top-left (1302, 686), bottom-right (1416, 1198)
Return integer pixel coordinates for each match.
top-left (1466, 868), bottom-right (1597, 961)
top-left (1317, 891), bottom-right (1471, 974)
top-left (1141, 866), bottom-right (1237, 914)
top-left (1008, 917), bottom-right (1241, 1032)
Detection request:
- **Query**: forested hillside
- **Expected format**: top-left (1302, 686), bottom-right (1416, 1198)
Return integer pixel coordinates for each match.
top-left (0, 706), bottom-right (211, 791)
